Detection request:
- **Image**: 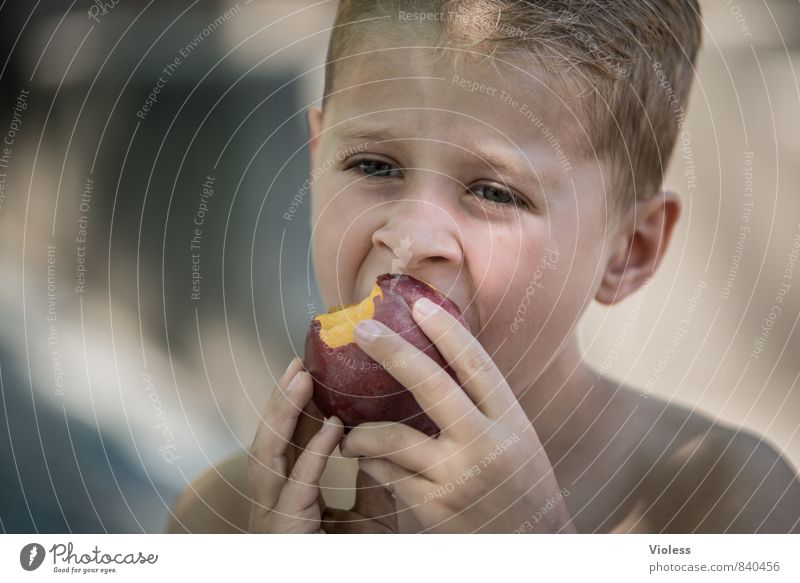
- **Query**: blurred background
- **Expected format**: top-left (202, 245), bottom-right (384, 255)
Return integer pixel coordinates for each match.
top-left (0, 0), bottom-right (798, 532)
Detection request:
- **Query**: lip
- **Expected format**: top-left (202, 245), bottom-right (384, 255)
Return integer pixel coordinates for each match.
top-left (369, 272), bottom-right (476, 334)
top-left (408, 275), bottom-right (468, 317)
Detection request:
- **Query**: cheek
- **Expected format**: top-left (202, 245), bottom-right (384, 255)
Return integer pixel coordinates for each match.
top-left (474, 242), bottom-right (591, 383)
top-left (310, 180), bottom-right (376, 306)
top-left (484, 247), bottom-right (566, 334)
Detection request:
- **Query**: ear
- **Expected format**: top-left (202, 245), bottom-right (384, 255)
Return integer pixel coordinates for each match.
top-left (595, 190), bottom-right (681, 305)
top-left (306, 106), bottom-right (323, 171)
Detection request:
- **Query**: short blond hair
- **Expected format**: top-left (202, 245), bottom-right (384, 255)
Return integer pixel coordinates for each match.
top-left (322, 0), bottom-right (702, 213)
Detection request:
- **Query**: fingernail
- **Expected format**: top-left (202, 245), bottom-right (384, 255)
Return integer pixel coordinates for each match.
top-left (413, 297), bottom-right (438, 317)
top-left (285, 357), bottom-right (301, 375)
top-left (285, 372), bottom-right (303, 393)
top-left (321, 415), bottom-right (341, 432)
top-left (354, 319), bottom-right (382, 341)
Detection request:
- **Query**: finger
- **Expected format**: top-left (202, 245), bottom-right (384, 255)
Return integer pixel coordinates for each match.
top-left (353, 320), bottom-right (486, 439)
top-left (277, 416), bottom-right (344, 512)
top-left (351, 469), bottom-right (398, 531)
top-left (340, 422), bottom-right (444, 479)
top-left (287, 398), bottom-right (324, 469)
top-left (278, 356), bottom-right (304, 388)
top-left (287, 399), bottom-right (326, 516)
top-left (249, 369), bottom-right (314, 510)
top-left (357, 457), bottom-right (435, 511)
top-left (411, 298), bottom-right (519, 420)
top-left (262, 371), bottom-right (316, 456)
top-left (321, 470), bottom-right (399, 534)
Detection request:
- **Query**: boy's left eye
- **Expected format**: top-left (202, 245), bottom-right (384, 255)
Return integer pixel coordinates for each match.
top-left (469, 184), bottom-right (519, 206)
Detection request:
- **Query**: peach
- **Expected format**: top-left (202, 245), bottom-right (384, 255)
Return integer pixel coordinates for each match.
top-left (304, 274), bottom-right (468, 436)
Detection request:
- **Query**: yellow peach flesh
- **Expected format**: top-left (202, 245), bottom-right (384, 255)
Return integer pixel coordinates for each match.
top-left (316, 283), bottom-right (383, 348)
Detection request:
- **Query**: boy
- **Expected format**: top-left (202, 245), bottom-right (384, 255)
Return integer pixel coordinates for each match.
top-left (167, 0), bottom-right (800, 533)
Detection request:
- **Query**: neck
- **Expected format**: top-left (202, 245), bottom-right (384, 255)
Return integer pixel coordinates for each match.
top-left (515, 333), bottom-right (607, 463)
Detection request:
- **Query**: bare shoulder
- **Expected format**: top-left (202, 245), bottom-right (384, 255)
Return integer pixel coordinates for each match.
top-left (630, 394), bottom-right (800, 533)
top-left (164, 450), bottom-right (251, 533)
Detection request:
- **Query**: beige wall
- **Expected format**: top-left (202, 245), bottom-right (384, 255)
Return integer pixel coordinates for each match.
top-left (580, 0), bottom-right (800, 469)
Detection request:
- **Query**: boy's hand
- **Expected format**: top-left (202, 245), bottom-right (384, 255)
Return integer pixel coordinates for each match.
top-left (248, 358), bottom-right (344, 533)
top-left (322, 470), bottom-right (398, 533)
top-left (339, 298), bottom-right (577, 533)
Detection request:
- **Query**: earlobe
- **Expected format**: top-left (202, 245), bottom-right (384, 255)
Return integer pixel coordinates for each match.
top-left (595, 190), bottom-right (681, 305)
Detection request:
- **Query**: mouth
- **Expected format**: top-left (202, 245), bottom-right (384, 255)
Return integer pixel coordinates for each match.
top-left (416, 278), bottom-right (468, 319)
top-left (355, 272), bottom-right (474, 332)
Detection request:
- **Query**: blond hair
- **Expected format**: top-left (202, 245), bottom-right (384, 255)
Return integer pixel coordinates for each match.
top-left (323, 0), bottom-right (702, 212)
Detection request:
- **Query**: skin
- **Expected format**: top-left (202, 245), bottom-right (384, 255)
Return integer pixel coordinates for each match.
top-left (165, 36), bottom-right (800, 534)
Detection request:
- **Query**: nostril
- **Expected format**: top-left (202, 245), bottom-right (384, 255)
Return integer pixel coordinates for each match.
top-left (372, 216), bottom-right (463, 270)
top-left (370, 228), bottom-right (393, 253)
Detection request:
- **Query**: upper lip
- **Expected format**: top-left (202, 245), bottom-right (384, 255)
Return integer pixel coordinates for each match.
top-left (398, 273), bottom-right (475, 332)
top-left (364, 272), bottom-right (475, 331)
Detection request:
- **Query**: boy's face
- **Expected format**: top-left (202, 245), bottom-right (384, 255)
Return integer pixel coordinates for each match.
top-left (307, 45), bottom-right (621, 394)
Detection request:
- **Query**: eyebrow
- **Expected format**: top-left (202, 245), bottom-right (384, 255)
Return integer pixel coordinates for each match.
top-left (334, 123), bottom-right (554, 190)
top-left (469, 150), bottom-right (545, 189)
top-left (334, 125), bottom-right (401, 144)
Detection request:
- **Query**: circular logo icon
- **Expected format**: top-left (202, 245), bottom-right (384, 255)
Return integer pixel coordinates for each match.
top-left (20, 543), bottom-right (46, 571)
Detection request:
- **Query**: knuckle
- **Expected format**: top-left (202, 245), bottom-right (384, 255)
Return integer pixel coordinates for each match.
top-left (343, 429), bottom-right (366, 455)
top-left (465, 346), bottom-right (494, 376)
top-left (374, 426), bottom-right (399, 452)
top-left (379, 330), bottom-right (405, 357)
top-left (267, 383), bottom-right (290, 408)
top-left (426, 372), bottom-right (454, 399)
top-left (288, 454), bottom-right (311, 482)
top-left (248, 506), bottom-right (272, 532)
top-left (249, 435), bottom-right (268, 463)
top-left (449, 484), bottom-right (472, 507)
top-left (249, 432), bottom-right (288, 472)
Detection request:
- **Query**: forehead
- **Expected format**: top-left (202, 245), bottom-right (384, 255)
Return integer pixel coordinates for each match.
top-left (325, 45), bottom-right (585, 168)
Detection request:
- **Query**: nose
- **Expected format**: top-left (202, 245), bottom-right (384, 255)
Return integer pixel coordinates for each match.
top-left (371, 197), bottom-right (464, 273)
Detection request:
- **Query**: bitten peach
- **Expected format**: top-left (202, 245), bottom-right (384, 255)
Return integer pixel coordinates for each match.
top-left (304, 273), bottom-right (468, 436)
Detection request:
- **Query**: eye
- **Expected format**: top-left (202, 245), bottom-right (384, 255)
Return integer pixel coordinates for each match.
top-left (349, 158), bottom-right (403, 178)
top-left (469, 184), bottom-right (523, 207)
